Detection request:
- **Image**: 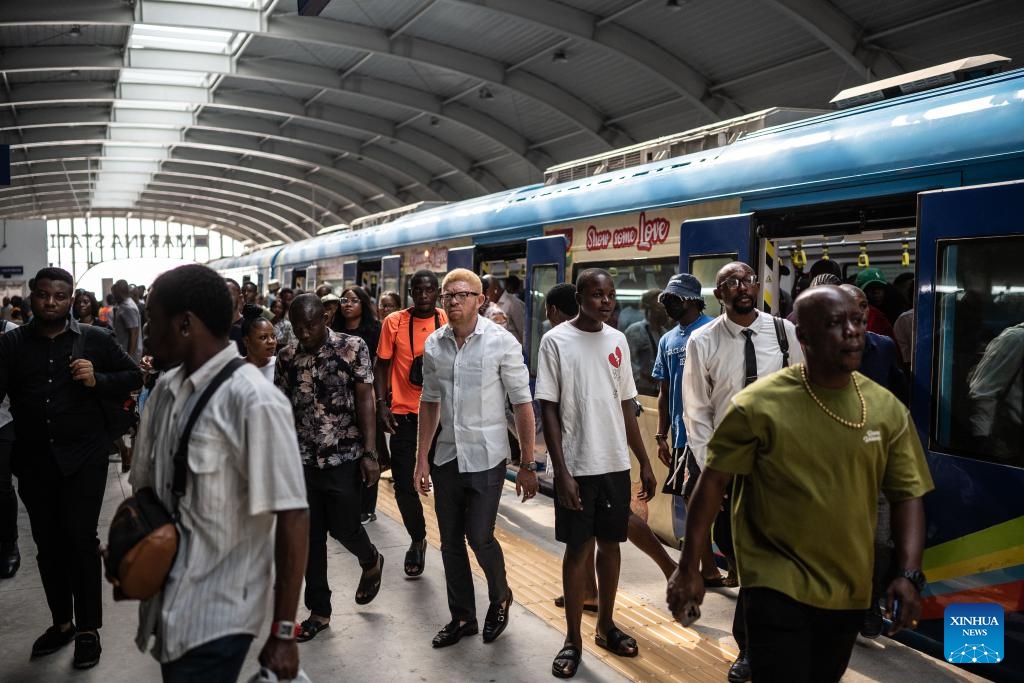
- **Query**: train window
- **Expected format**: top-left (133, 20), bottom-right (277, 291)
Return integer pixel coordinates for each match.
top-left (690, 255), bottom-right (732, 314)
top-left (932, 237), bottom-right (1024, 468)
top-left (571, 257), bottom-right (676, 396)
top-left (527, 263), bottom-right (560, 378)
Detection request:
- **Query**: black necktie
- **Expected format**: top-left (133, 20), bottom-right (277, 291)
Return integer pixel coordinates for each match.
top-left (742, 329), bottom-right (757, 387)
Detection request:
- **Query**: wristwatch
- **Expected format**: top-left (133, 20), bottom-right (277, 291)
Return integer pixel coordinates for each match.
top-left (361, 450), bottom-right (378, 462)
top-left (272, 620), bottom-right (297, 641)
top-left (521, 461), bottom-right (538, 472)
top-left (654, 433), bottom-right (668, 442)
top-left (898, 568), bottom-right (927, 593)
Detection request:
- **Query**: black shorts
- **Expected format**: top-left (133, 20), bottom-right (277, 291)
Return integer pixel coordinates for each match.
top-left (554, 469), bottom-right (631, 547)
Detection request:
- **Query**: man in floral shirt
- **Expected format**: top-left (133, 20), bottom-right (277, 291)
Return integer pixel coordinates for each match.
top-left (276, 294), bottom-right (383, 643)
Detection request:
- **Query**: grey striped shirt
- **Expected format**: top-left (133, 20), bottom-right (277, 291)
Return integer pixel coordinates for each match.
top-left (130, 343), bottom-right (307, 663)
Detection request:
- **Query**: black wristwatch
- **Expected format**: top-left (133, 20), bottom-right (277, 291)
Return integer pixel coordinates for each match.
top-left (361, 450), bottom-right (378, 462)
top-left (897, 568), bottom-right (927, 593)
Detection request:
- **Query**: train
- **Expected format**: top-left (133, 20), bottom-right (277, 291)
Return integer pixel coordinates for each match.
top-left (212, 56), bottom-right (1024, 680)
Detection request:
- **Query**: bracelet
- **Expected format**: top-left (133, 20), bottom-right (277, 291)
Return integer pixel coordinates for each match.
top-left (654, 433), bottom-right (667, 441)
top-left (376, 398), bottom-right (388, 405)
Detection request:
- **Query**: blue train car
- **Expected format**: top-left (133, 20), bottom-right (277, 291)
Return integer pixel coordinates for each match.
top-left (212, 64), bottom-right (1024, 679)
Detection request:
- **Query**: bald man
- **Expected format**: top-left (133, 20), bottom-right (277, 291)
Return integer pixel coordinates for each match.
top-left (668, 286), bottom-right (933, 683)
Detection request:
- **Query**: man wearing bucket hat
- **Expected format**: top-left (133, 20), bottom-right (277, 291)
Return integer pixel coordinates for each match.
top-left (854, 268), bottom-right (894, 338)
top-left (651, 275), bottom-right (724, 584)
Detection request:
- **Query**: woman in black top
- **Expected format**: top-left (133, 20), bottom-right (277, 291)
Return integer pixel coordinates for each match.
top-left (337, 286), bottom-right (386, 523)
top-left (73, 290), bottom-right (111, 329)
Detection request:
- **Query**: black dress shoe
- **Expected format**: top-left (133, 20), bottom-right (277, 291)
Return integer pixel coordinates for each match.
top-left (483, 590), bottom-right (512, 643)
top-left (431, 619), bottom-right (478, 648)
top-left (31, 624), bottom-right (77, 658)
top-left (727, 650), bottom-right (751, 683)
top-left (73, 632), bottom-right (102, 670)
top-left (0, 542), bottom-right (19, 579)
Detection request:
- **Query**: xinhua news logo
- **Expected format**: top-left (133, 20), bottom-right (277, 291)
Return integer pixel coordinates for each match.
top-left (944, 603), bottom-right (1004, 664)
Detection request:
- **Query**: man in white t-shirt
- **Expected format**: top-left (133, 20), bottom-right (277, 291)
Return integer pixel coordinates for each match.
top-left (536, 268), bottom-right (657, 679)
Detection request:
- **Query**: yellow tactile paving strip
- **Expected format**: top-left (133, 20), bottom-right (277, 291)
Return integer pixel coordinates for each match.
top-left (376, 481), bottom-right (736, 682)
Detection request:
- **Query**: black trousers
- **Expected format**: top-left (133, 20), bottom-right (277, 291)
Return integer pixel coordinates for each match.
top-left (743, 588), bottom-right (862, 683)
top-left (0, 423), bottom-right (17, 544)
top-left (712, 492), bottom-right (747, 651)
top-left (161, 633), bottom-right (253, 683)
top-left (431, 459), bottom-right (509, 622)
top-left (304, 461), bottom-right (378, 617)
top-left (389, 414), bottom-right (427, 542)
top-left (17, 447), bottom-right (107, 631)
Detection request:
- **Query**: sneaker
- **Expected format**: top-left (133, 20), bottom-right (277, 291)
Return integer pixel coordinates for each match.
top-left (31, 624), bottom-right (77, 658)
top-left (361, 513), bottom-right (377, 525)
top-left (861, 604), bottom-right (884, 639)
top-left (73, 632), bottom-right (102, 670)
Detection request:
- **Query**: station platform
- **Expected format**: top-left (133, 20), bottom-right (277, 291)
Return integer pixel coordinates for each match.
top-left (0, 464), bottom-right (990, 683)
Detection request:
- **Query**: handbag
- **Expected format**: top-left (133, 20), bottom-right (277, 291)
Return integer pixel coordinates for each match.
top-left (104, 358), bottom-right (246, 600)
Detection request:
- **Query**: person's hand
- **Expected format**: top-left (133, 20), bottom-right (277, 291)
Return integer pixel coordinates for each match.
top-left (360, 456), bottom-right (380, 487)
top-left (377, 403), bottom-right (398, 434)
top-left (515, 468), bottom-right (538, 502)
top-left (259, 636), bottom-right (299, 680)
top-left (885, 576), bottom-right (922, 635)
top-left (413, 459), bottom-right (431, 496)
top-left (666, 564), bottom-right (705, 619)
top-left (555, 472), bottom-right (582, 511)
top-left (657, 441), bottom-right (672, 468)
top-left (637, 463), bottom-right (658, 501)
top-left (139, 355), bottom-right (154, 374)
top-left (70, 359), bottom-right (96, 387)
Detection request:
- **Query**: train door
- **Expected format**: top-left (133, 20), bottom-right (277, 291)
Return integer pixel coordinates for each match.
top-left (357, 259), bottom-right (382, 299)
top-left (381, 255), bottom-right (401, 300)
top-left (912, 181), bottom-right (1024, 664)
top-left (524, 235), bottom-right (567, 373)
top-left (447, 246), bottom-right (475, 272)
top-left (680, 214), bottom-right (755, 312)
top-left (342, 260), bottom-right (357, 291)
top-left (305, 265), bottom-right (319, 292)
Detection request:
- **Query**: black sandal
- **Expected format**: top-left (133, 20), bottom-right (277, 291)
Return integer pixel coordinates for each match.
top-left (404, 539), bottom-right (426, 577)
top-left (553, 595), bottom-right (599, 613)
top-left (355, 552), bottom-right (384, 605)
top-left (595, 626), bottom-right (639, 658)
top-left (296, 618), bottom-right (329, 643)
top-left (552, 644), bottom-right (582, 678)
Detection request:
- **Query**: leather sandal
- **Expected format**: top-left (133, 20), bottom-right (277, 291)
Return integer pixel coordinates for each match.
top-left (595, 626), bottom-right (639, 657)
top-left (552, 644), bottom-right (582, 678)
top-left (553, 595), bottom-right (598, 613)
top-left (404, 539), bottom-right (426, 577)
top-left (355, 552), bottom-right (384, 605)
top-left (296, 618), bottom-right (330, 643)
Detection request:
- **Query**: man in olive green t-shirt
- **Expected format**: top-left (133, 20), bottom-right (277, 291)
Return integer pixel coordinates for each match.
top-left (667, 286), bottom-right (933, 683)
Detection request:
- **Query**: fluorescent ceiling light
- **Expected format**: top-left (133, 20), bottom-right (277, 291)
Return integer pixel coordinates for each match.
top-left (114, 100), bottom-right (197, 112)
top-left (169, 0), bottom-right (273, 8)
top-left (120, 68), bottom-right (213, 88)
top-left (130, 24), bottom-right (238, 55)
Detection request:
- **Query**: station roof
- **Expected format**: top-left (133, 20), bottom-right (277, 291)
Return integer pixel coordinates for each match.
top-left (2, 0), bottom-right (1022, 246)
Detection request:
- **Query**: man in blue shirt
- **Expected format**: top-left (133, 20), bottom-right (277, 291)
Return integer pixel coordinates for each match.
top-left (651, 273), bottom-right (723, 585)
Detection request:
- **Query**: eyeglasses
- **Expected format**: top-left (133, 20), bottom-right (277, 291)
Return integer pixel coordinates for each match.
top-left (439, 291), bottom-right (479, 305)
top-left (717, 275), bottom-right (759, 290)
top-left (338, 298), bottom-right (360, 305)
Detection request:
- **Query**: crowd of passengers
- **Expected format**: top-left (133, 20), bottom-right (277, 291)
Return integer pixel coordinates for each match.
top-left (0, 259), bottom-right (943, 682)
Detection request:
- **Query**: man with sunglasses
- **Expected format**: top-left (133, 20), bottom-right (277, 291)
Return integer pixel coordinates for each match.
top-left (680, 261), bottom-right (803, 682)
top-left (412, 268), bottom-right (537, 648)
top-left (374, 270), bottom-right (447, 578)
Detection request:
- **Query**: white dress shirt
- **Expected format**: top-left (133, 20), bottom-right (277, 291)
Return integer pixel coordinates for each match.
top-left (421, 315), bottom-right (532, 473)
top-left (497, 291), bottom-right (526, 344)
top-left (682, 310), bottom-right (803, 467)
top-left (130, 343), bottom-right (307, 663)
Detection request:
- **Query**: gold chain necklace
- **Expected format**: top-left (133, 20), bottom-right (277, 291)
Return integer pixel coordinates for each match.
top-left (800, 363), bottom-right (867, 429)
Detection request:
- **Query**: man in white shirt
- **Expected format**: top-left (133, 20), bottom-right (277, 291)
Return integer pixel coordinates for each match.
top-left (681, 260), bottom-right (803, 683)
top-left (131, 265), bottom-right (309, 683)
top-left (413, 268), bottom-right (538, 649)
top-left (536, 268), bottom-right (657, 679)
top-left (484, 275), bottom-right (526, 344)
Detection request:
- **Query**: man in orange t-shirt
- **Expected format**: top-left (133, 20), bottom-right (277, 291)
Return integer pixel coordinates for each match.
top-left (375, 269), bottom-right (447, 578)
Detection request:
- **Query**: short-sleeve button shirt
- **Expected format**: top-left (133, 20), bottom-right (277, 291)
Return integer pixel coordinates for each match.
top-left (276, 330), bottom-right (373, 468)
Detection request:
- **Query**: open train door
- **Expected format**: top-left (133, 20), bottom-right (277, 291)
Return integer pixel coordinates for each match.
top-left (380, 255), bottom-right (401, 296)
top-left (679, 213), bottom-right (757, 312)
top-left (342, 260), bottom-right (358, 290)
top-left (447, 245), bottom-right (475, 272)
top-left (524, 235), bottom-right (567, 374)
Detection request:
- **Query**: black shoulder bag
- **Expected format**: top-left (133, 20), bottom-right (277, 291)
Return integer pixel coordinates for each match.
top-left (104, 358), bottom-right (246, 601)
top-left (407, 308), bottom-right (441, 387)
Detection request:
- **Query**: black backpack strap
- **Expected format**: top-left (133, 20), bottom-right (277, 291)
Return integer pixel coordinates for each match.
top-left (773, 316), bottom-right (790, 368)
top-left (71, 324), bottom-right (87, 361)
top-left (171, 357), bottom-right (247, 503)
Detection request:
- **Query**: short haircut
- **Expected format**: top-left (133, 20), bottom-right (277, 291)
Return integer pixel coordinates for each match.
top-left (33, 267), bottom-right (74, 288)
top-left (242, 280), bottom-right (258, 292)
top-left (576, 268), bottom-right (612, 293)
top-left (379, 290), bottom-right (401, 308)
top-left (409, 269), bottom-right (438, 288)
top-left (224, 278), bottom-right (240, 292)
top-left (546, 283), bottom-right (579, 317)
top-left (290, 292), bottom-right (324, 321)
top-left (441, 268), bottom-right (483, 293)
top-left (149, 265), bottom-right (234, 337)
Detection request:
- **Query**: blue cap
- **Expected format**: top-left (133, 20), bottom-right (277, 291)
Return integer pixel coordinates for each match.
top-left (659, 273), bottom-right (702, 302)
